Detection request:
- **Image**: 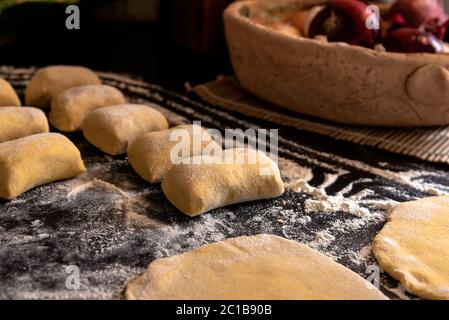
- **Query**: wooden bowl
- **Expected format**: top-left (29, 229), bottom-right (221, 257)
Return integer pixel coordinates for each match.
top-left (224, 0), bottom-right (449, 127)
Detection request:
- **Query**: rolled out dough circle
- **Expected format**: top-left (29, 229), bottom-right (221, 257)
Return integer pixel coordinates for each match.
top-left (373, 196), bottom-right (449, 300)
top-left (126, 234), bottom-right (387, 300)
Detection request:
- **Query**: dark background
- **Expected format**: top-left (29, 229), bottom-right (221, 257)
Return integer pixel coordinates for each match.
top-left (2, 0), bottom-right (449, 91)
top-left (0, 0), bottom-right (233, 91)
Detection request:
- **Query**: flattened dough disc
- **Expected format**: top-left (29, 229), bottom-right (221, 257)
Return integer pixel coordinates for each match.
top-left (373, 196), bottom-right (449, 300)
top-left (126, 234), bottom-right (387, 300)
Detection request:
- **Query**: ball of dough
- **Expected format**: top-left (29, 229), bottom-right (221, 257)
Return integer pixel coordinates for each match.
top-left (161, 148), bottom-right (284, 216)
top-left (49, 84), bottom-right (126, 132)
top-left (0, 133), bottom-right (86, 200)
top-left (125, 234), bottom-right (388, 300)
top-left (0, 77), bottom-right (20, 107)
top-left (373, 196), bottom-right (449, 300)
top-left (127, 124), bottom-right (219, 183)
top-left (82, 104), bottom-right (169, 156)
top-left (25, 65), bottom-right (101, 108)
top-left (0, 107), bottom-right (49, 143)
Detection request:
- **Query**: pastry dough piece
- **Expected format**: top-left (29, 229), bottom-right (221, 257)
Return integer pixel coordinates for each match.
top-left (373, 196), bottom-right (449, 300)
top-left (161, 148), bottom-right (284, 216)
top-left (127, 124), bottom-right (219, 183)
top-left (0, 77), bottom-right (20, 107)
top-left (0, 107), bottom-right (49, 143)
top-left (49, 84), bottom-right (126, 132)
top-left (0, 133), bottom-right (86, 200)
top-left (125, 234), bottom-right (388, 300)
top-left (25, 65), bottom-right (101, 108)
top-left (82, 104), bottom-right (169, 156)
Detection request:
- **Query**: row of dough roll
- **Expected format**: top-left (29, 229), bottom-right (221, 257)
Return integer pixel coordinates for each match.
top-left (0, 66), bottom-right (285, 219)
top-left (0, 67), bottom-right (111, 200)
top-left (127, 124), bottom-right (284, 216)
top-left (0, 66), bottom-right (101, 109)
top-left (0, 66), bottom-right (162, 200)
top-left (81, 105), bottom-right (285, 216)
top-left (0, 68), bottom-right (167, 156)
top-left (0, 69), bottom-right (86, 199)
top-left (24, 66), bottom-right (285, 215)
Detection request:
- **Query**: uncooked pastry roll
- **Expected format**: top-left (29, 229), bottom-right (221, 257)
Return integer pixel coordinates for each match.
top-left (82, 104), bottom-right (169, 156)
top-left (127, 124), bottom-right (220, 183)
top-left (49, 84), bottom-right (126, 132)
top-left (161, 148), bottom-right (284, 216)
top-left (0, 133), bottom-right (86, 200)
top-left (25, 65), bottom-right (101, 108)
top-left (0, 77), bottom-right (21, 107)
top-left (0, 107), bottom-right (49, 143)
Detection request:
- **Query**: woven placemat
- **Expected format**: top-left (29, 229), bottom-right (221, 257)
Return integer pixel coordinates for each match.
top-left (193, 76), bottom-right (449, 164)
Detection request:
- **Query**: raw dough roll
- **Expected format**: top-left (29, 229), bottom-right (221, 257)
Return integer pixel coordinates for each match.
top-left (49, 84), bottom-right (126, 132)
top-left (126, 234), bottom-right (388, 300)
top-left (25, 65), bottom-right (101, 108)
top-left (161, 148), bottom-right (284, 216)
top-left (0, 133), bottom-right (86, 200)
top-left (0, 77), bottom-right (20, 107)
top-left (82, 104), bottom-right (169, 156)
top-left (0, 107), bottom-right (49, 143)
top-left (128, 124), bottom-right (219, 183)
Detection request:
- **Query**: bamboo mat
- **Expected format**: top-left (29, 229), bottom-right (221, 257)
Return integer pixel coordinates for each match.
top-left (193, 76), bottom-right (449, 164)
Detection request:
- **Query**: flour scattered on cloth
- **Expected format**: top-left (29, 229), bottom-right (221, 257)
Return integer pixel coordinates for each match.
top-left (311, 230), bottom-right (336, 247)
top-left (278, 158), bottom-right (313, 181)
top-left (66, 179), bottom-right (127, 198)
top-left (287, 179), bottom-right (371, 217)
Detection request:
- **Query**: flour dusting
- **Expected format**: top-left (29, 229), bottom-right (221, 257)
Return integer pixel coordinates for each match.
top-left (288, 179), bottom-right (370, 217)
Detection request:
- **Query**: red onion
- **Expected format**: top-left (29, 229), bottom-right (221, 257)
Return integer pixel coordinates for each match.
top-left (388, 0), bottom-right (448, 39)
top-left (389, 0), bottom-right (447, 28)
top-left (309, 0), bottom-right (380, 47)
top-left (383, 27), bottom-right (444, 53)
